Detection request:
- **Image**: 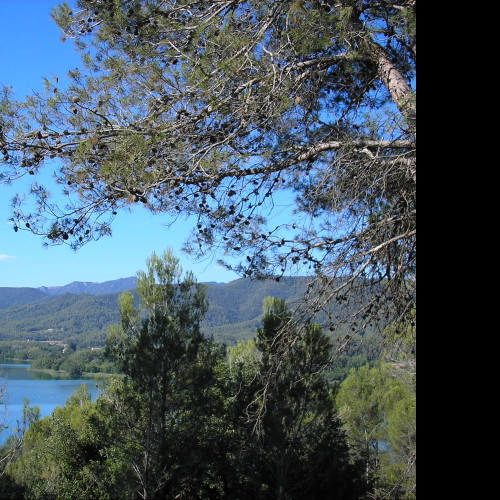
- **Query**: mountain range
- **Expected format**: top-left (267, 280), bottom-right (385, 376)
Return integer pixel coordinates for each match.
top-left (37, 277), bottom-right (138, 296)
top-left (0, 277), bottom-right (311, 346)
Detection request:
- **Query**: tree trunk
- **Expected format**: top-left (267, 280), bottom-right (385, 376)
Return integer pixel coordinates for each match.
top-left (372, 43), bottom-right (417, 131)
top-left (344, 3), bottom-right (417, 131)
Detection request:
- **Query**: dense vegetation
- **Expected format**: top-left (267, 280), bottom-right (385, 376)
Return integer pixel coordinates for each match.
top-left (0, 289), bottom-right (48, 310)
top-left (0, 276), bottom-right (383, 381)
top-left (0, 293), bottom-right (123, 344)
top-left (0, 277), bottom-right (317, 345)
top-left (0, 253), bottom-right (416, 499)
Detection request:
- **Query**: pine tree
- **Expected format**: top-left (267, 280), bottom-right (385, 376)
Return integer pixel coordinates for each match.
top-left (248, 298), bottom-right (369, 499)
top-left (105, 250), bottom-right (233, 498)
top-left (1, 0), bottom-right (417, 331)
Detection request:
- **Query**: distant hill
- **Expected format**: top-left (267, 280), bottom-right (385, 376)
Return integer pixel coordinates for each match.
top-left (0, 277), bottom-right (312, 346)
top-left (204, 277), bottom-right (311, 344)
top-left (38, 277), bottom-right (137, 296)
top-left (0, 292), bottom-right (124, 345)
top-left (0, 288), bottom-right (48, 310)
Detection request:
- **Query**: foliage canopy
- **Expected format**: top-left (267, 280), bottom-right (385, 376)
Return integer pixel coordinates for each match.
top-left (1, 0), bottom-right (417, 331)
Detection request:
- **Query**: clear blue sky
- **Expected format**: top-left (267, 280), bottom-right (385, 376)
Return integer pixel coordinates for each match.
top-left (0, 0), bottom-right (239, 287)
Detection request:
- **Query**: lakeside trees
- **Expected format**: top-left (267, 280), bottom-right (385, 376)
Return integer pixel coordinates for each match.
top-left (2, 253), bottom-right (376, 498)
top-left (1, 251), bottom-right (416, 498)
top-left (337, 310), bottom-right (416, 498)
top-left (1, 0), bottom-right (416, 333)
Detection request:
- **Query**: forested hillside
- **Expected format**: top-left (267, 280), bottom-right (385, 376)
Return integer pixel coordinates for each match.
top-left (0, 277), bottom-right (314, 346)
top-left (0, 276), bottom-right (383, 383)
top-left (0, 292), bottom-right (123, 345)
top-left (204, 277), bottom-right (312, 343)
top-left (0, 288), bottom-right (48, 310)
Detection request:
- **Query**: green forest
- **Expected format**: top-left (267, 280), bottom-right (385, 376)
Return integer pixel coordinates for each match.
top-left (1, 253), bottom-right (416, 499)
top-left (1, 0), bottom-right (416, 498)
top-left (0, 277), bottom-right (314, 346)
top-left (0, 275), bottom-right (384, 382)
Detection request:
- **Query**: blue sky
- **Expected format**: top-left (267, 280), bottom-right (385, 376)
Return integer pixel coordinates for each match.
top-left (0, 0), bottom-right (239, 287)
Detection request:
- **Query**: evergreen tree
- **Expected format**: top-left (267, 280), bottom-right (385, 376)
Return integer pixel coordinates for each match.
top-left (105, 250), bottom-right (232, 499)
top-left (242, 298), bottom-right (369, 499)
top-left (336, 312), bottom-right (416, 499)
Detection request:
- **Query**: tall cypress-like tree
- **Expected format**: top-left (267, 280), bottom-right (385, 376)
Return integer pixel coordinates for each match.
top-left (243, 298), bottom-right (369, 499)
top-left (106, 250), bottom-right (226, 499)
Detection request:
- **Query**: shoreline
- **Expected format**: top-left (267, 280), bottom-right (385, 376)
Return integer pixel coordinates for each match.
top-left (28, 367), bottom-right (119, 380)
top-left (1, 359), bottom-right (118, 380)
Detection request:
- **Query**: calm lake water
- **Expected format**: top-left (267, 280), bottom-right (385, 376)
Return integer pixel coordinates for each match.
top-left (1, 362), bottom-right (100, 445)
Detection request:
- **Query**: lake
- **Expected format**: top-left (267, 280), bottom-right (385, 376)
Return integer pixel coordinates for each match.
top-left (1, 362), bottom-right (100, 445)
